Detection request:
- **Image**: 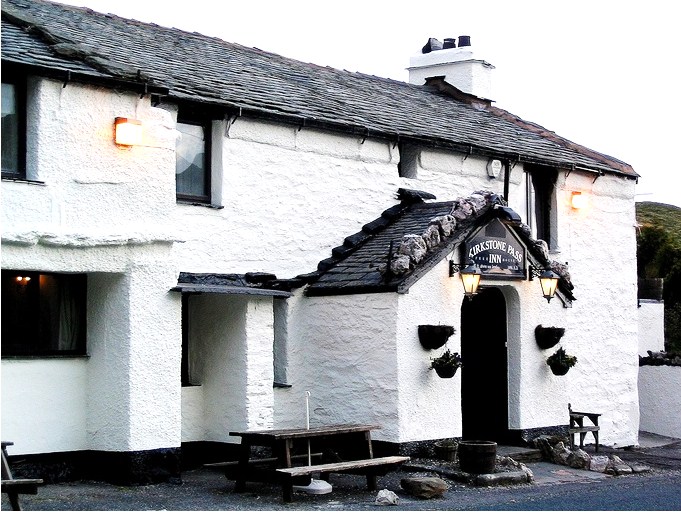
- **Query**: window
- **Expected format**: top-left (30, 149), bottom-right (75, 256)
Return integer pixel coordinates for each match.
top-left (1, 78), bottom-right (25, 178)
top-left (524, 165), bottom-right (557, 249)
top-left (398, 142), bottom-right (419, 179)
top-left (1, 270), bottom-right (87, 357)
top-left (176, 114), bottom-right (211, 203)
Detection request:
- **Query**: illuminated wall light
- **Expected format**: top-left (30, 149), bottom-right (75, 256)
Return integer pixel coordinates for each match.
top-left (114, 117), bottom-right (143, 147)
top-left (15, 276), bottom-right (31, 283)
top-left (571, 191), bottom-right (588, 210)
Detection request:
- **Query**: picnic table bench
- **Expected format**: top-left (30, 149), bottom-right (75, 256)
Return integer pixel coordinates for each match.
top-left (568, 404), bottom-right (600, 452)
top-left (228, 424), bottom-right (409, 502)
top-left (2, 442), bottom-right (43, 511)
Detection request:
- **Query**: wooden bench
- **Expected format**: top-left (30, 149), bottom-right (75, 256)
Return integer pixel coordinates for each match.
top-left (276, 455), bottom-right (410, 502)
top-left (2, 442), bottom-right (43, 511)
top-left (204, 452), bottom-right (323, 479)
top-left (568, 404), bottom-right (600, 452)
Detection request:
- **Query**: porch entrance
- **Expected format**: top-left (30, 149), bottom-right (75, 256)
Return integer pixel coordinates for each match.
top-left (461, 287), bottom-right (509, 442)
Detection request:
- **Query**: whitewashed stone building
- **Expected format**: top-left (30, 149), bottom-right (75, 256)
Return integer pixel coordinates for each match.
top-left (1, 0), bottom-right (641, 482)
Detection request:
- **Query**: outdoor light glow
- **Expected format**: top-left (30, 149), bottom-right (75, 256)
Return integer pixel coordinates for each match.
top-left (539, 269), bottom-right (560, 302)
top-left (459, 263), bottom-right (482, 298)
top-left (114, 117), bottom-right (143, 146)
top-left (571, 191), bottom-right (588, 210)
top-left (15, 276), bottom-right (31, 283)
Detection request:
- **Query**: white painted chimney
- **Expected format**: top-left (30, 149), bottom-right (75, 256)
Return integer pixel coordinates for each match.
top-left (408, 36), bottom-right (494, 101)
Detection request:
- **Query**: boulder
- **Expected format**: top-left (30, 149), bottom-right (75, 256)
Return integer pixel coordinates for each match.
top-left (589, 455), bottom-right (610, 473)
top-left (451, 199), bottom-right (474, 220)
top-left (375, 489), bottom-right (399, 505)
top-left (551, 441), bottom-right (571, 466)
top-left (400, 476), bottom-right (448, 499)
top-left (390, 254), bottom-right (411, 275)
top-left (429, 215), bottom-right (456, 237)
top-left (630, 463), bottom-right (652, 474)
top-left (422, 224), bottom-right (441, 250)
top-left (605, 455), bottom-right (633, 475)
top-left (397, 234), bottom-right (427, 263)
top-left (567, 448), bottom-right (591, 469)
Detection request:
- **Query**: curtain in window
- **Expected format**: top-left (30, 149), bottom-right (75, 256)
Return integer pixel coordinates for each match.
top-left (58, 278), bottom-right (80, 351)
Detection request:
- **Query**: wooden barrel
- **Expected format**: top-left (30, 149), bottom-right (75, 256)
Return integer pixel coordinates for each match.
top-left (458, 440), bottom-right (497, 474)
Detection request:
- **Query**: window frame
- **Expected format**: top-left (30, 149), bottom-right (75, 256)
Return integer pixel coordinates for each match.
top-left (526, 165), bottom-right (558, 250)
top-left (175, 110), bottom-right (212, 204)
top-left (1, 73), bottom-right (27, 180)
top-left (1, 270), bottom-right (88, 358)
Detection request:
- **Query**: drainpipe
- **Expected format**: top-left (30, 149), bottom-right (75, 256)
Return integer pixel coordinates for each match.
top-left (503, 159), bottom-right (511, 203)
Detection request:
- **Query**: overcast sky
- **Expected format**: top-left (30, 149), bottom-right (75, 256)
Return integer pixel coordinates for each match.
top-left (58, 0), bottom-right (681, 207)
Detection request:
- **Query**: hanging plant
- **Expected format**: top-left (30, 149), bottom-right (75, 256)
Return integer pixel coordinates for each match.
top-left (535, 325), bottom-right (565, 350)
top-left (418, 325), bottom-right (455, 350)
top-left (547, 347), bottom-right (577, 375)
top-left (430, 349), bottom-right (462, 378)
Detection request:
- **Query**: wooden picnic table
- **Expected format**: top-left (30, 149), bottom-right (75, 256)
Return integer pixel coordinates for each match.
top-left (228, 424), bottom-right (409, 502)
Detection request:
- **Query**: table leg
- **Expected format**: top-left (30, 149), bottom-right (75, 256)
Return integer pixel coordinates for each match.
top-left (234, 440), bottom-right (251, 492)
top-left (364, 431), bottom-right (377, 490)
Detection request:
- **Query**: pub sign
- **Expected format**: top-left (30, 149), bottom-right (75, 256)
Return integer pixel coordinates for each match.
top-left (464, 218), bottom-right (526, 278)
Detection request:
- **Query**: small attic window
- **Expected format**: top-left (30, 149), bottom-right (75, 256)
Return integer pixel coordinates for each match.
top-left (398, 142), bottom-right (419, 179)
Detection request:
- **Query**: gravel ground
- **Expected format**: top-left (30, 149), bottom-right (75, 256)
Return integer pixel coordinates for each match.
top-left (6, 439), bottom-right (681, 511)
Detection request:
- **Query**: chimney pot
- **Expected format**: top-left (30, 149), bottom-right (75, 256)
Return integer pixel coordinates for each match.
top-left (421, 38), bottom-right (443, 54)
top-left (443, 38), bottom-right (456, 49)
top-left (458, 35), bottom-right (471, 47)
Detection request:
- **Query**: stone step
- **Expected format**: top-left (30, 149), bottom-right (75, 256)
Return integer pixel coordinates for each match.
top-left (496, 445), bottom-right (543, 463)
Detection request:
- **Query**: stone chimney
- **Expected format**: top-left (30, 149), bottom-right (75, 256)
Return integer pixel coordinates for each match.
top-left (408, 36), bottom-right (494, 101)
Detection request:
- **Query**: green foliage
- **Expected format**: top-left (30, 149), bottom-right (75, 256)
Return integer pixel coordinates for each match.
top-left (636, 202), bottom-right (681, 352)
top-left (430, 349), bottom-right (463, 371)
top-left (546, 347), bottom-right (577, 369)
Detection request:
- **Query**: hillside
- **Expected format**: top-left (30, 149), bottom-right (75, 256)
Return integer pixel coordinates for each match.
top-left (636, 201), bottom-right (681, 352)
top-left (637, 202), bottom-right (681, 249)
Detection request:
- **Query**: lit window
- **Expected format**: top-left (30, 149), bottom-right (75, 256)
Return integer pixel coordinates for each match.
top-left (1, 271), bottom-right (87, 357)
top-left (176, 116), bottom-right (211, 203)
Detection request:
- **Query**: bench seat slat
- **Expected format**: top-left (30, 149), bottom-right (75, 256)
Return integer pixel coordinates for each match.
top-left (276, 456), bottom-right (410, 477)
top-left (569, 426), bottom-right (599, 433)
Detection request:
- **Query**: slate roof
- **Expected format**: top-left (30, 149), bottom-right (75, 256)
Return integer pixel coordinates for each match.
top-left (1, 0), bottom-right (636, 178)
top-left (303, 190), bottom-right (575, 302)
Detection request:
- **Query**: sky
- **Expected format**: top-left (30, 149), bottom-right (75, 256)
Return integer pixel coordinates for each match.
top-left (57, 0), bottom-right (681, 207)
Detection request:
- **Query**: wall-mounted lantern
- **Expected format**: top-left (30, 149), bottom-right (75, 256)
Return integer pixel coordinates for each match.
top-left (114, 117), bottom-right (143, 147)
top-left (450, 261), bottom-right (482, 299)
top-left (571, 191), bottom-right (588, 210)
top-left (530, 266), bottom-right (560, 302)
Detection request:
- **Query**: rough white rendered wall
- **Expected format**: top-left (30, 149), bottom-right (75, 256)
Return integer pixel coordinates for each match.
top-left (181, 386), bottom-right (205, 442)
top-left (638, 300), bottom-right (666, 354)
top-left (394, 259), bottom-right (463, 443)
top-left (274, 291), bottom-right (400, 440)
top-left (171, 118), bottom-right (403, 277)
top-left (639, 366), bottom-right (681, 438)
top-left (244, 298), bottom-right (276, 430)
top-left (556, 172), bottom-right (640, 447)
top-left (1, 359), bottom-right (88, 454)
top-left (1, 79), bottom-right (182, 455)
top-left (126, 263), bottom-right (182, 451)
top-left (189, 295), bottom-right (274, 444)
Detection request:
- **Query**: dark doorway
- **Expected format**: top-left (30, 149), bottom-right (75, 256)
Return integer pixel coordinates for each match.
top-left (461, 287), bottom-right (509, 442)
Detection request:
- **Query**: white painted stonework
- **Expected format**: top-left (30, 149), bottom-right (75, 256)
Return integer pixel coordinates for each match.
top-left (638, 300), bottom-right (665, 354)
top-left (639, 366), bottom-right (681, 439)
top-left (2, 73), bottom-right (640, 462)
